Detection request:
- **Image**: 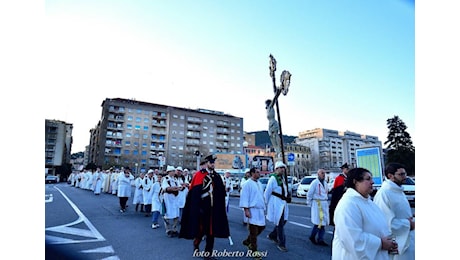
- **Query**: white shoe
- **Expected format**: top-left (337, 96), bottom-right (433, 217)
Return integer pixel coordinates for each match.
top-left (151, 224), bottom-right (156, 229)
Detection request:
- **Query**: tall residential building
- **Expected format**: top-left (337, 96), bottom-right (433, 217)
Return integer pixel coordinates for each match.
top-left (45, 119), bottom-right (73, 175)
top-left (89, 98), bottom-right (244, 172)
top-left (295, 128), bottom-right (381, 172)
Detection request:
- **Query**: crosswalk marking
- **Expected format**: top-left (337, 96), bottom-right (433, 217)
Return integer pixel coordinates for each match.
top-left (45, 187), bottom-right (105, 245)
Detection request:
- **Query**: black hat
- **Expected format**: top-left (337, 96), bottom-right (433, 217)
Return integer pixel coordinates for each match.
top-left (340, 163), bottom-right (349, 169)
top-left (204, 154), bottom-right (217, 163)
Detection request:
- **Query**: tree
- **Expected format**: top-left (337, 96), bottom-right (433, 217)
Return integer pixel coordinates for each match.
top-left (384, 116), bottom-right (415, 176)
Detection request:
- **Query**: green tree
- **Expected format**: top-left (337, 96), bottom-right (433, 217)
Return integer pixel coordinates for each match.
top-left (384, 116), bottom-right (415, 176)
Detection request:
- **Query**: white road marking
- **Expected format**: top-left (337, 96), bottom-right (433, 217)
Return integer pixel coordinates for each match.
top-left (81, 246), bottom-right (115, 253)
top-left (45, 187), bottom-right (105, 244)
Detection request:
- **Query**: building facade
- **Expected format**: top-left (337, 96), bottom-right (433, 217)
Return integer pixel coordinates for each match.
top-left (88, 98), bottom-right (244, 173)
top-left (295, 128), bottom-right (382, 172)
top-left (45, 119), bottom-right (73, 176)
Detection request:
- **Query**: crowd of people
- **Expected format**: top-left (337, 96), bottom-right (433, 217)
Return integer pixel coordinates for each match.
top-left (66, 157), bottom-right (414, 260)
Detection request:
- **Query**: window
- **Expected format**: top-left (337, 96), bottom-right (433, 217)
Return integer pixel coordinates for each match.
top-left (127, 124), bottom-right (132, 129)
top-left (124, 150), bottom-right (130, 155)
top-left (143, 126), bottom-right (149, 131)
top-left (136, 117), bottom-right (141, 122)
top-left (125, 141), bottom-right (131, 146)
top-left (135, 125), bottom-right (141, 130)
top-left (127, 116), bottom-right (133, 121)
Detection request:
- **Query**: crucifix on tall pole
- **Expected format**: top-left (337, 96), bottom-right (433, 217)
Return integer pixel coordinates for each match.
top-left (266, 54), bottom-right (291, 163)
top-left (266, 54), bottom-right (292, 197)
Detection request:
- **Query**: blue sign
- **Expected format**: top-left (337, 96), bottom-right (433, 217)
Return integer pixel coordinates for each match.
top-left (287, 153), bottom-right (295, 162)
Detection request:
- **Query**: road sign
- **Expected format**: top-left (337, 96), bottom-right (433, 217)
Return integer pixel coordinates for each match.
top-left (287, 153), bottom-right (295, 166)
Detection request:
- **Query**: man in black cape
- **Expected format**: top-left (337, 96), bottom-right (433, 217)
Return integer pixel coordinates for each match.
top-left (179, 154), bottom-right (230, 258)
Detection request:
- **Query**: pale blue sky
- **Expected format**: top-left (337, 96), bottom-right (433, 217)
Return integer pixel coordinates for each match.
top-left (44, 0), bottom-right (415, 153)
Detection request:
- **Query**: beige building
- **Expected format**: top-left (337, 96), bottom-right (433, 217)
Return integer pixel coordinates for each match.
top-left (45, 119), bottom-right (73, 176)
top-left (295, 128), bottom-right (382, 172)
top-left (88, 98), bottom-right (244, 172)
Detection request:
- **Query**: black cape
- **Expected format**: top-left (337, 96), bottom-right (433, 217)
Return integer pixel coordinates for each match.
top-left (179, 170), bottom-right (230, 239)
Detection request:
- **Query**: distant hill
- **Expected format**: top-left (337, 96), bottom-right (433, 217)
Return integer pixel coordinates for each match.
top-left (248, 130), bottom-right (297, 147)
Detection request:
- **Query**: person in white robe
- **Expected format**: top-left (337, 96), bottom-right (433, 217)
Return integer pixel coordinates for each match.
top-left (150, 174), bottom-right (163, 229)
top-left (332, 167), bottom-right (397, 260)
top-left (85, 169), bottom-right (93, 190)
top-left (117, 167), bottom-right (134, 212)
top-left (93, 168), bottom-right (104, 195)
top-left (264, 161), bottom-right (289, 252)
top-left (306, 169), bottom-right (330, 246)
top-left (175, 167), bottom-right (189, 222)
top-left (222, 171), bottom-right (233, 213)
top-left (240, 170), bottom-right (251, 225)
top-left (111, 169), bottom-right (119, 195)
top-left (162, 166), bottom-right (181, 237)
top-left (143, 170), bottom-right (155, 217)
top-left (373, 163), bottom-right (415, 260)
top-left (102, 170), bottom-right (112, 193)
top-left (239, 167), bottom-right (266, 254)
top-left (132, 172), bottom-right (145, 212)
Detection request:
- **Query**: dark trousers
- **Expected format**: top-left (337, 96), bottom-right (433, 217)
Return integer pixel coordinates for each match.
top-left (244, 224), bottom-right (265, 251)
top-left (119, 197), bottom-right (128, 210)
top-left (194, 233), bottom-right (214, 254)
top-left (310, 224), bottom-right (326, 242)
top-left (268, 210), bottom-right (286, 247)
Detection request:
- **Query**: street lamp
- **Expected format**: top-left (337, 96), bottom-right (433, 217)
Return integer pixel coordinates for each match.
top-left (195, 150), bottom-right (201, 171)
top-left (243, 141), bottom-right (249, 169)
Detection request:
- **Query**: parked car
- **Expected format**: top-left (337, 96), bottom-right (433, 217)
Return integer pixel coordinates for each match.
top-left (258, 177), bottom-right (270, 191)
top-left (45, 175), bottom-right (59, 184)
top-left (402, 177), bottom-right (415, 206)
top-left (296, 176), bottom-right (317, 198)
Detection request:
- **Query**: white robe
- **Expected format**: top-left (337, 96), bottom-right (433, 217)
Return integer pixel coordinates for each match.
top-left (306, 177), bottom-right (329, 226)
top-left (373, 180), bottom-right (415, 260)
top-left (239, 178), bottom-right (266, 226)
top-left (161, 175), bottom-right (180, 219)
top-left (143, 176), bottom-right (154, 205)
top-left (150, 182), bottom-right (162, 212)
top-left (93, 171), bottom-right (103, 194)
top-left (176, 176), bottom-right (188, 209)
top-left (117, 173), bottom-right (134, 197)
top-left (264, 175), bottom-right (289, 225)
top-left (132, 176), bottom-right (144, 204)
top-left (223, 176), bottom-right (233, 209)
top-left (332, 188), bottom-right (391, 260)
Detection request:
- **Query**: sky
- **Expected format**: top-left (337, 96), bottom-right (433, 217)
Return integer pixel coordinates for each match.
top-left (42, 0), bottom-right (415, 153)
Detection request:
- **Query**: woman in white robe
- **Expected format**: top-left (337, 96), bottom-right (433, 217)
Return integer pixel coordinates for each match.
top-left (93, 169), bottom-right (103, 195)
top-left (150, 174), bottom-right (163, 229)
top-left (332, 167), bottom-right (397, 260)
top-left (143, 171), bottom-right (155, 216)
top-left (132, 172), bottom-right (145, 212)
top-left (117, 168), bottom-right (134, 212)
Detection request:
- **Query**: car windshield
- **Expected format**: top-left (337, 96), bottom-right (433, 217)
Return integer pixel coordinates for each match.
top-left (301, 177), bottom-right (315, 184)
top-left (404, 178), bottom-right (415, 185)
top-left (259, 178), bottom-right (269, 184)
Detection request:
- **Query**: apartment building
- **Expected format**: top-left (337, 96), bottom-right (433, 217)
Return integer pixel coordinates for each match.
top-left (295, 128), bottom-right (382, 172)
top-left (45, 119), bottom-right (73, 175)
top-left (88, 98), bottom-right (244, 172)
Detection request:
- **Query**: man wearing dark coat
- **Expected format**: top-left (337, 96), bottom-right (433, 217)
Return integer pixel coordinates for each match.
top-left (179, 154), bottom-right (230, 259)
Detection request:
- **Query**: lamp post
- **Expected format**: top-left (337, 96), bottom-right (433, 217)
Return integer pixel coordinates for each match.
top-left (195, 150), bottom-right (201, 171)
top-left (243, 141), bottom-right (249, 169)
